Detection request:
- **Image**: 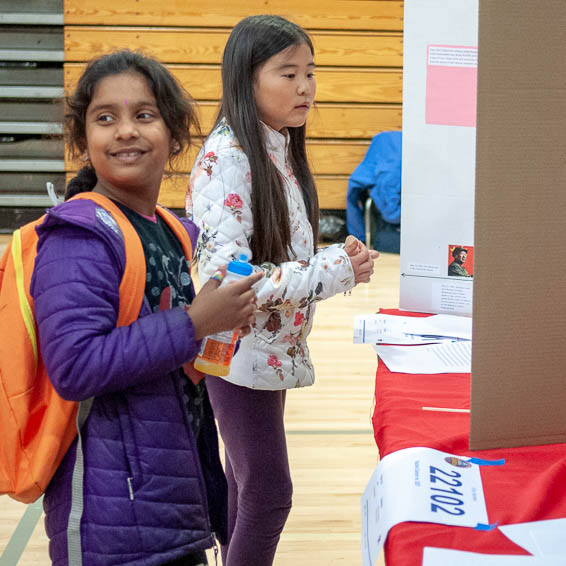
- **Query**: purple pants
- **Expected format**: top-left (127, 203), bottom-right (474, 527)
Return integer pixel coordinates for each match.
top-left (205, 376), bottom-right (293, 566)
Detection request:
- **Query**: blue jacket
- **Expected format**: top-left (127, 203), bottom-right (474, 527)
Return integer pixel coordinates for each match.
top-left (346, 131), bottom-right (402, 241)
top-left (30, 197), bottom-right (227, 566)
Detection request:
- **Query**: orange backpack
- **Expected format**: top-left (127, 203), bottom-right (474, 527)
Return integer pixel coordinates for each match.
top-left (0, 192), bottom-right (193, 503)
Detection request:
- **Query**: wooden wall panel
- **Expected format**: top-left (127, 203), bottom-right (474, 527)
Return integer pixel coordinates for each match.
top-left (64, 0), bottom-right (404, 31)
top-left (66, 140), bottom-right (370, 177)
top-left (62, 97), bottom-right (400, 144)
top-left (65, 63), bottom-right (403, 104)
top-left (64, 27), bottom-right (403, 68)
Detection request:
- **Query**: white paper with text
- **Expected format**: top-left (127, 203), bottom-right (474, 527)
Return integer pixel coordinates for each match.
top-left (362, 447), bottom-right (489, 566)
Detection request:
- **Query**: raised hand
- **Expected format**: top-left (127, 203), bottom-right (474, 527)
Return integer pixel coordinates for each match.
top-left (344, 235), bottom-right (379, 284)
top-left (187, 270), bottom-right (264, 340)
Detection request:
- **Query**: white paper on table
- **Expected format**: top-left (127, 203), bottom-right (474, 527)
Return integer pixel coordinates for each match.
top-left (373, 341), bottom-right (471, 373)
top-left (499, 518), bottom-right (566, 556)
top-left (422, 547), bottom-right (566, 565)
top-left (361, 447), bottom-right (490, 566)
top-left (353, 313), bottom-right (472, 345)
top-left (414, 313), bottom-right (472, 340)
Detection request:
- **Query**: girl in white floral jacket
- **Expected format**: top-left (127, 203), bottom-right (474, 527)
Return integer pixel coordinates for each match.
top-left (186, 15), bottom-right (378, 566)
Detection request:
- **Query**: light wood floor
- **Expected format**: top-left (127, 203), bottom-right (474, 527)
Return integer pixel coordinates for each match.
top-left (0, 234), bottom-right (399, 566)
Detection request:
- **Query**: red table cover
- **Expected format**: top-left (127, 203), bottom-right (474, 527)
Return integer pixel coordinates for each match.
top-left (372, 310), bottom-right (566, 566)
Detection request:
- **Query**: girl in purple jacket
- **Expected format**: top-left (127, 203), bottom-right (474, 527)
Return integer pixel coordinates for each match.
top-left (30, 50), bottom-right (262, 566)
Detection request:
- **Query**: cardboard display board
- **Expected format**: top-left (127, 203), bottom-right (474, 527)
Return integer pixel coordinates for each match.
top-left (399, 0), bottom-right (478, 317)
top-left (469, 0), bottom-right (566, 449)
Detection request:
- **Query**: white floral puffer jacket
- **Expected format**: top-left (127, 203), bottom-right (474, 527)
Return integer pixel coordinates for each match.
top-left (187, 119), bottom-right (355, 389)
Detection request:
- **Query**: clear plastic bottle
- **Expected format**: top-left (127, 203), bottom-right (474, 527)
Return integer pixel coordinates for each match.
top-left (193, 255), bottom-right (253, 377)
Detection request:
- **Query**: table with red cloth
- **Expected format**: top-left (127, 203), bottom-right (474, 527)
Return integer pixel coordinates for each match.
top-left (372, 310), bottom-right (566, 566)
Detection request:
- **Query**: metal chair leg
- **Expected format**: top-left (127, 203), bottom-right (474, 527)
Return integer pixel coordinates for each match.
top-left (364, 196), bottom-right (373, 249)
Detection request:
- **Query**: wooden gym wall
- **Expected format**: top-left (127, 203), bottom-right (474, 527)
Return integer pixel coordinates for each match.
top-left (63, 0), bottom-right (404, 211)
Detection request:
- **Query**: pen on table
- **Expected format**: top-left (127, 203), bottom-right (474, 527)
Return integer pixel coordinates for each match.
top-left (421, 406), bottom-right (470, 413)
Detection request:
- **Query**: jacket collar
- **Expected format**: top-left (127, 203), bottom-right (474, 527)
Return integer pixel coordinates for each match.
top-left (261, 121), bottom-right (289, 168)
top-left (216, 117), bottom-right (290, 166)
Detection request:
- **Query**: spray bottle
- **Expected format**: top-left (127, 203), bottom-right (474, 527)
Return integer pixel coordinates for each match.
top-left (193, 255), bottom-right (253, 377)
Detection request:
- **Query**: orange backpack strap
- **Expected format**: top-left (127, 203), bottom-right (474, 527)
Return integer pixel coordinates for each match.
top-left (2, 216), bottom-right (46, 367)
top-left (155, 205), bottom-right (194, 263)
top-left (70, 193), bottom-right (146, 327)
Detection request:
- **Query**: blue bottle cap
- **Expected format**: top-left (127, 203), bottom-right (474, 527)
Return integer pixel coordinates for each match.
top-left (227, 254), bottom-right (253, 276)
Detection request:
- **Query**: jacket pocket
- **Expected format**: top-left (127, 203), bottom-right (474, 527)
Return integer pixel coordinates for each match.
top-left (116, 395), bottom-right (143, 499)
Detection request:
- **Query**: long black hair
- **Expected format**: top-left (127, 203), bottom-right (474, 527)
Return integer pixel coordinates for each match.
top-left (65, 49), bottom-right (199, 199)
top-left (215, 15), bottom-right (319, 263)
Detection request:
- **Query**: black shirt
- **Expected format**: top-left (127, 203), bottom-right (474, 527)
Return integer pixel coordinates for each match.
top-left (117, 204), bottom-right (206, 441)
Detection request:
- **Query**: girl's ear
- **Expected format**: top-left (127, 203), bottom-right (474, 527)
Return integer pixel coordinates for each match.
top-left (171, 140), bottom-right (182, 155)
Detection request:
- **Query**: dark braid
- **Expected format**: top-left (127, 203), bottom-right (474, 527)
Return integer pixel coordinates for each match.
top-left (65, 166), bottom-right (98, 200)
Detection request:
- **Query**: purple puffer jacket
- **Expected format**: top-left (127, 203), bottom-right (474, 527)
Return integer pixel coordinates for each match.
top-left (30, 198), bottom-right (227, 566)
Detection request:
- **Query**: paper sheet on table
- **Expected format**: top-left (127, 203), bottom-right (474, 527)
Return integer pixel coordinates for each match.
top-left (362, 447), bottom-right (490, 566)
top-left (422, 547), bottom-right (566, 565)
top-left (374, 341), bottom-right (471, 373)
top-left (499, 518), bottom-right (566, 556)
top-left (354, 313), bottom-right (472, 344)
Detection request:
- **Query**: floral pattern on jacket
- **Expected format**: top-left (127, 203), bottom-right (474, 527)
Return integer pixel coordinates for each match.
top-left (187, 119), bottom-right (355, 390)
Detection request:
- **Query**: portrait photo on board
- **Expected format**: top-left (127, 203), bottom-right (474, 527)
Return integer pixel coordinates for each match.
top-left (447, 245), bottom-right (474, 277)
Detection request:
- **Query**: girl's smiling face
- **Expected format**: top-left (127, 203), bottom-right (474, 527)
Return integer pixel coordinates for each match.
top-left (85, 71), bottom-right (172, 203)
top-left (253, 42), bottom-right (316, 132)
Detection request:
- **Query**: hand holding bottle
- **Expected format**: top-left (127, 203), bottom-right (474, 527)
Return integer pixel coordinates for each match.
top-left (191, 255), bottom-right (261, 377)
top-left (187, 267), bottom-right (263, 341)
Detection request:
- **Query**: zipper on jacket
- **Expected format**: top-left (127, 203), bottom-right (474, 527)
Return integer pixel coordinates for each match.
top-left (176, 375), bottom-right (217, 550)
top-left (127, 476), bottom-right (135, 500)
top-left (212, 533), bottom-right (219, 566)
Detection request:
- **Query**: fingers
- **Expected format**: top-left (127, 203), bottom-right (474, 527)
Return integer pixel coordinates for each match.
top-left (228, 270), bottom-right (264, 292)
top-left (356, 271), bottom-right (373, 283)
top-left (344, 237), bottom-right (381, 263)
top-left (237, 324), bottom-right (253, 338)
top-left (350, 247), bottom-right (371, 267)
top-left (200, 277), bottom-right (221, 293)
top-left (201, 268), bottom-right (263, 299)
top-left (348, 243), bottom-right (378, 284)
top-left (218, 272), bottom-right (261, 329)
top-left (344, 235), bottom-right (360, 256)
top-left (234, 302), bottom-right (256, 334)
top-left (232, 290), bottom-right (258, 322)
top-left (210, 266), bottom-right (228, 284)
top-left (199, 266), bottom-right (228, 292)
top-left (357, 241), bottom-right (379, 260)
top-left (189, 267), bottom-right (262, 339)
top-left (354, 262), bottom-right (373, 283)
top-left (221, 272), bottom-right (262, 309)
